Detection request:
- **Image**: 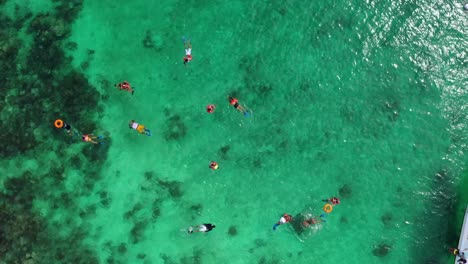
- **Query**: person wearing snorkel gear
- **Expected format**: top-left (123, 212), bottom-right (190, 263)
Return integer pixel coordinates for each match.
top-left (62, 122), bottom-right (72, 134)
top-left (183, 39), bottom-right (192, 65)
top-left (209, 161), bottom-right (218, 170)
top-left (272, 213), bottom-right (292, 230)
top-left (115, 81), bottom-right (135, 95)
top-left (451, 248), bottom-right (467, 264)
top-left (63, 122), bottom-right (81, 138)
top-left (323, 197), bottom-right (340, 205)
top-left (228, 96), bottom-right (250, 116)
top-left (302, 215), bottom-right (326, 228)
top-left (82, 134), bottom-right (104, 144)
top-left (188, 224), bottom-right (216, 234)
top-left (206, 104), bottom-right (215, 113)
top-left (129, 120), bottom-right (151, 136)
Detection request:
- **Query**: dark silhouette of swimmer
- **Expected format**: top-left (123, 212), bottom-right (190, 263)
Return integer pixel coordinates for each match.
top-left (63, 122), bottom-right (72, 133)
top-left (62, 121), bottom-right (80, 138)
top-left (188, 224), bottom-right (216, 233)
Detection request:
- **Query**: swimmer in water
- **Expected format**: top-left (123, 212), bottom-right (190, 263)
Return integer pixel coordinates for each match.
top-left (82, 134), bottom-right (104, 144)
top-left (458, 253), bottom-right (467, 264)
top-left (323, 197), bottom-right (340, 205)
top-left (62, 122), bottom-right (72, 134)
top-left (183, 38), bottom-right (192, 65)
top-left (206, 104), bottom-right (215, 113)
top-left (451, 249), bottom-right (467, 264)
top-left (129, 120), bottom-right (151, 136)
top-left (188, 224), bottom-right (216, 234)
top-left (114, 81), bottom-right (135, 95)
top-left (63, 121), bottom-right (81, 138)
top-left (272, 213), bottom-right (292, 230)
top-left (302, 214), bottom-right (326, 228)
top-left (228, 96), bottom-right (250, 116)
top-left (209, 161), bottom-right (219, 170)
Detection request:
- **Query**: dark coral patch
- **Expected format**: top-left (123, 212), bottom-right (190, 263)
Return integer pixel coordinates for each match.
top-left (339, 184), bottom-right (352, 198)
top-left (228, 226), bottom-right (238, 236)
top-left (164, 114), bottom-right (187, 141)
top-left (372, 243), bottom-right (391, 257)
top-left (130, 221), bottom-right (148, 244)
top-left (144, 171), bottom-right (154, 180)
top-left (152, 199), bottom-right (162, 220)
top-left (157, 178), bottom-right (183, 199)
top-left (381, 213), bottom-right (393, 226)
top-left (118, 243), bottom-right (127, 254)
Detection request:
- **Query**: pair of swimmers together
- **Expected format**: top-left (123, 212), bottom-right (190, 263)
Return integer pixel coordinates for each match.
top-left (79, 120), bottom-right (152, 143)
top-left (56, 119), bottom-right (150, 145)
top-left (55, 119), bottom-right (105, 144)
top-left (205, 97), bottom-right (251, 116)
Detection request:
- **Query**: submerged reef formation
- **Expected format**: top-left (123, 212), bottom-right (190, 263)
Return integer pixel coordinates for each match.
top-left (0, 1), bottom-right (107, 263)
top-left (372, 243), bottom-right (392, 257)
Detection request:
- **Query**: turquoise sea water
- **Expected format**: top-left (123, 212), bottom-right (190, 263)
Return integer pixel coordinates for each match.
top-left (0, 0), bottom-right (467, 263)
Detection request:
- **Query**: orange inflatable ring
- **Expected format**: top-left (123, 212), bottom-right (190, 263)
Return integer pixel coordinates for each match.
top-left (54, 119), bottom-right (64, 128)
top-left (323, 203), bottom-right (333, 213)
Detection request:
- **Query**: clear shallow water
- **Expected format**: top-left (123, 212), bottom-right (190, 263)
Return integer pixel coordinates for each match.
top-left (0, 0), bottom-right (467, 263)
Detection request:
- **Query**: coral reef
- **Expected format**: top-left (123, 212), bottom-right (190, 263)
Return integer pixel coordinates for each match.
top-left (372, 243), bottom-right (391, 257)
top-left (339, 184), bottom-right (352, 198)
top-left (218, 145), bottom-right (231, 160)
top-left (157, 178), bottom-right (183, 199)
top-left (0, 1), bottom-right (107, 262)
top-left (130, 220), bottom-right (149, 244)
top-left (163, 114), bottom-right (187, 141)
top-left (152, 200), bottom-right (161, 220)
top-left (381, 213), bottom-right (393, 226)
top-left (189, 203), bottom-right (202, 220)
top-left (142, 30), bottom-right (164, 50)
top-left (228, 226), bottom-right (238, 236)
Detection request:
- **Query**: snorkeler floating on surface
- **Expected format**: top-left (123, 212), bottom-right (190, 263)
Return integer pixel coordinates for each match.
top-left (323, 197), bottom-right (341, 205)
top-left (209, 161), bottom-right (219, 170)
top-left (206, 104), bottom-right (215, 113)
top-left (183, 37), bottom-right (192, 65)
top-left (114, 81), bottom-right (135, 95)
top-left (54, 119), bottom-right (72, 134)
top-left (228, 97), bottom-right (250, 117)
top-left (54, 119), bottom-right (81, 138)
top-left (301, 214), bottom-right (326, 228)
top-left (188, 224), bottom-right (216, 234)
top-left (82, 134), bottom-right (105, 145)
top-left (272, 213), bottom-right (292, 230)
top-left (129, 120), bottom-right (151, 136)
